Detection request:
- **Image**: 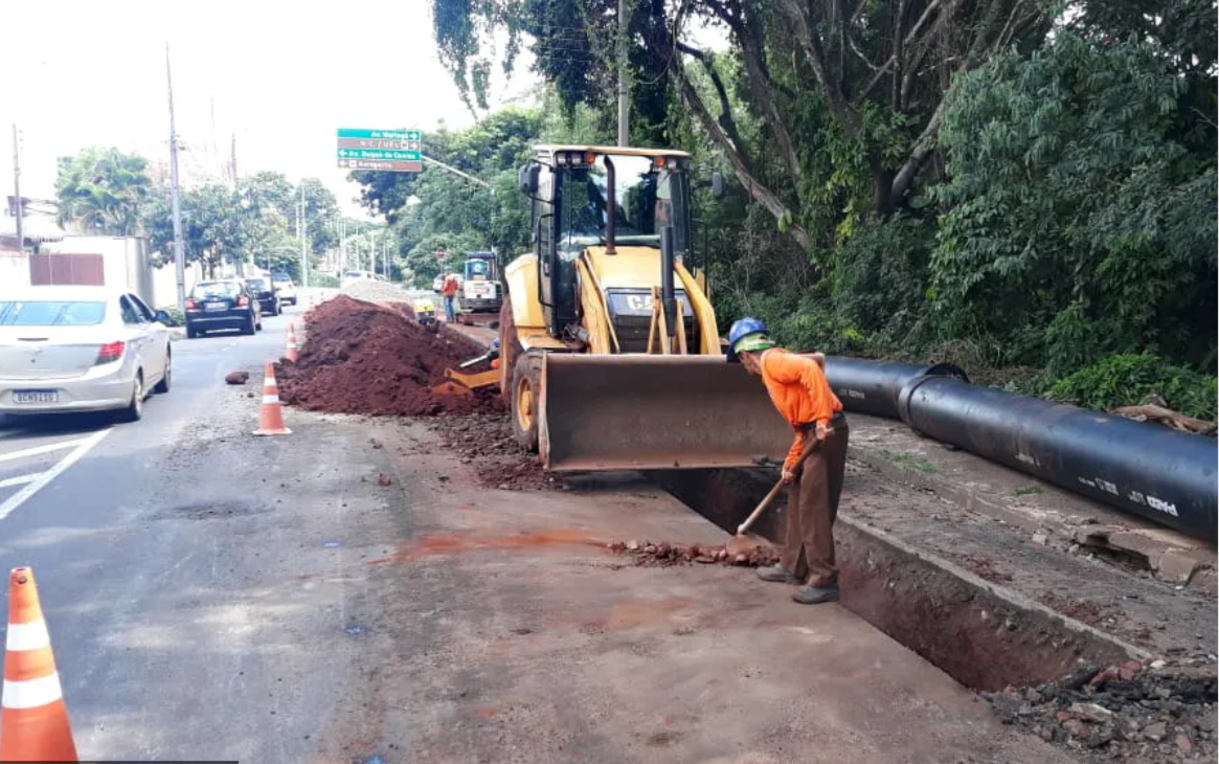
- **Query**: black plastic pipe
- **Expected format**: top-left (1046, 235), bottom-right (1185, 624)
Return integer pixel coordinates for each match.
top-left (897, 375), bottom-right (1218, 541)
top-left (824, 357), bottom-right (969, 419)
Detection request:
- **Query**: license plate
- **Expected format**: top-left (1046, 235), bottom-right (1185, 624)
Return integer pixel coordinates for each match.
top-left (14, 390), bottom-right (58, 404)
top-left (205, 302), bottom-right (226, 311)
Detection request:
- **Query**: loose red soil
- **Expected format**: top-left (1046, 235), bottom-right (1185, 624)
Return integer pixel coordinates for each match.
top-left (277, 295), bottom-right (502, 417)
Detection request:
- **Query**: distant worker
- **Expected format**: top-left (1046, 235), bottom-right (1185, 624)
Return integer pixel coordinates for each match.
top-left (728, 318), bottom-right (848, 605)
top-left (441, 271), bottom-right (460, 323)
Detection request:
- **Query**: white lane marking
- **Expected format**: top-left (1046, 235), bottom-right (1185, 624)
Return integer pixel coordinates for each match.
top-left (0, 429), bottom-right (111, 523)
top-left (0, 474), bottom-right (39, 490)
top-left (0, 437), bottom-right (92, 464)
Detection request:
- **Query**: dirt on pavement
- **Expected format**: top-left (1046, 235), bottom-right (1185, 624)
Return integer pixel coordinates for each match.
top-left (428, 410), bottom-right (555, 492)
top-left (276, 294), bottom-right (500, 417)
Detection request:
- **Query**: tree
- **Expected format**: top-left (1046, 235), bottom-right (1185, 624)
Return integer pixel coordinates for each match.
top-left (929, 31), bottom-right (1217, 373)
top-left (349, 108), bottom-right (542, 286)
top-left (144, 183), bottom-right (250, 278)
top-left (432, 0), bottom-right (1052, 253)
top-left (55, 147), bottom-right (152, 235)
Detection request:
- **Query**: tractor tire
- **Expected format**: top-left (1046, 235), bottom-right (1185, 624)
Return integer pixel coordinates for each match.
top-left (510, 351), bottom-right (544, 453)
top-left (498, 294), bottom-right (523, 408)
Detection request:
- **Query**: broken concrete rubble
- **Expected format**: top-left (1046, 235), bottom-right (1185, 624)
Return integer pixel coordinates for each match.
top-left (986, 658), bottom-right (1217, 763)
top-left (607, 539), bottom-right (779, 568)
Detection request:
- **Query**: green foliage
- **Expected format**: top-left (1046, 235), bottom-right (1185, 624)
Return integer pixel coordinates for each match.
top-left (1049, 353), bottom-right (1218, 420)
top-left (55, 147), bottom-right (151, 235)
top-left (307, 270), bottom-right (340, 288)
top-left (160, 307), bottom-right (184, 327)
top-left (930, 32), bottom-right (1217, 373)
top-left (350, 108), bottom-right (542, 286)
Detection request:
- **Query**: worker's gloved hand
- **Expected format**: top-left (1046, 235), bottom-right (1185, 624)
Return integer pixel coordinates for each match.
top-left (814, 421), bottom-right (833, 442)
top-left (781, 469), bottom-right (796, 484)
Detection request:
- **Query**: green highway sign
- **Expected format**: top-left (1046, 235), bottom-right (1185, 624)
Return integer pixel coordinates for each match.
top-left (338, 158), bottom-right (423, 172)
top-left (336, 128), bottom-right (423, 172)
top-left (337, 128), bottom-right (421, 141)
top-left (336, 148), bottom-right (421, 161)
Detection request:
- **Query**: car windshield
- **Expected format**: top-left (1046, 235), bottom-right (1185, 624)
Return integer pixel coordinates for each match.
top-left (343, 271), bottom-right (367, 279)
top-left (0, 300), bottom-right (107, 326)
top-left (557, 154), bottom-right (690, 258)
top-left (465, 260), bottom-right (491, 279)
top-left (191, 282), bottom-right (242, 298)
top-left (246, 279), bottom-right (270, 291)
top-left (271, 274), bottom-right (291, 284)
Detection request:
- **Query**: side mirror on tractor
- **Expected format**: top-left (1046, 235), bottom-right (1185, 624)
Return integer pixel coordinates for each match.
top-left (518, 164), bottom-right (540, 195)
top-left (710, 171), bottom-right (727, 199)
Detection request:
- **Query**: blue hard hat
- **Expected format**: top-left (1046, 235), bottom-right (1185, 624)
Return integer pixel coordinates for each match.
top-left (726, 317), bottom-right (769, 362)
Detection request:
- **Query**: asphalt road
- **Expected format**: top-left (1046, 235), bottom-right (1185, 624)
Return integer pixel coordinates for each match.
top-left (0, 294), bottom-right (402, 762)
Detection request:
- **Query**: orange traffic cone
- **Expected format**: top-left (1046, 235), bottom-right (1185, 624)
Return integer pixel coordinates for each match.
top-left (252, 362), bottom-right (291, 436)
top-left (1, 567), bottom-right (78, 762)
top-left (285, 323), bottom-right (300, 363)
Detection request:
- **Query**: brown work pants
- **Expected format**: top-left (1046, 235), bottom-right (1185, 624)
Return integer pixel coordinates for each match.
top-left (781, 414), bottom-right (849, 586)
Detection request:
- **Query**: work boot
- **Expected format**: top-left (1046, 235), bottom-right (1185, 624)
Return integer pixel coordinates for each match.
top-left (757, 564), bottom-right (797, 584)
top-left (791, 581), bottom-right (839, 605)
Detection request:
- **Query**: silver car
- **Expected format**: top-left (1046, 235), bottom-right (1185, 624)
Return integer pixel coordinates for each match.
top-left (0, 287), bottom-right (173, 421)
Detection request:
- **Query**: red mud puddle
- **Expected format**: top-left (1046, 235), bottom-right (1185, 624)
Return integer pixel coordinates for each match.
top-left (367, 528), bottom-right (611, 565)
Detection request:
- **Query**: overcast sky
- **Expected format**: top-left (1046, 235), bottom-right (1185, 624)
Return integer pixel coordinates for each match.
top-left (0, 0), bottom-right (536, 221)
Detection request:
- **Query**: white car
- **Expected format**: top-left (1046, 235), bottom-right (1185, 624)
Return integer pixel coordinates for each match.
top-left (270, 273), bottom-right (297, 306)
top-left (0, 287), bottom-right (172, 422)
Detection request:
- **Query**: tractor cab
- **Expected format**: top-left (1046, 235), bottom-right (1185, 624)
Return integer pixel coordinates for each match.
top-left (517, 146), bottom-right (710, 349)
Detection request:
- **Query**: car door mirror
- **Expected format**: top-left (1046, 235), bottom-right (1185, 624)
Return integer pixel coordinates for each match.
top-left (155, 310), bottom-right (174, 325)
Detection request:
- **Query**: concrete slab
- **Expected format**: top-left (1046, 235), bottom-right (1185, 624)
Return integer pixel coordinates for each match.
top-left (308, 420), bottom-right (1078, 764)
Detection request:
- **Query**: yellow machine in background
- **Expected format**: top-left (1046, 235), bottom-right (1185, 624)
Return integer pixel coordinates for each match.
top-left (499, 146), bottom-right (790, 471)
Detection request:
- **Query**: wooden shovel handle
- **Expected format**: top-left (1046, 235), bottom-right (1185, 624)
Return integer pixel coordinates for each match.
top-left (735, 438), bottom-right (822, 536)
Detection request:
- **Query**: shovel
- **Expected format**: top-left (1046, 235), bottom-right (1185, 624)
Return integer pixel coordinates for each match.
top-left (724, 437), bottom-right (822, 557)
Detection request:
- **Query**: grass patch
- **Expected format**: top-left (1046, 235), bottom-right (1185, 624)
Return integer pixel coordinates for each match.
top-left (1011, 485), bottom-right (1044, 497)
top-left (878, 448), bottom-right (938, 474)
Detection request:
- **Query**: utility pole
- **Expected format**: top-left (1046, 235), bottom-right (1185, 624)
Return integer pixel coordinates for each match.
top-left (368, 229), bottom-right (379, 275)
top-left (298, 183), bottom-right (308, 288)
top-left (617, 0), bottom-right (630, 147)
top-left (338, 218), bottom-right (344, 274)
top-left (230, 132), bottom-right (238, 187)
top-left (166, 43), bottom-right (187, 310)
top-left (11, 125), bottom-right (23, 253)
top-left (383, 235), bottom-right (389, 282)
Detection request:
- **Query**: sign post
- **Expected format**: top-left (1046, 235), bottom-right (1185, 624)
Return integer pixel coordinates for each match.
top-left (336, 129), bottom-right (422, 172)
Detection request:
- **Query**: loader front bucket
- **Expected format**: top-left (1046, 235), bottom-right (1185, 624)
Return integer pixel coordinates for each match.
top-left (539, 354), bottom-right (792, 471)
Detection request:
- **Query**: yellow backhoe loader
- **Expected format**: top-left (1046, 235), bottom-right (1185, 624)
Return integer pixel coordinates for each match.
top-left (493, 145), bottom-right (791, 471)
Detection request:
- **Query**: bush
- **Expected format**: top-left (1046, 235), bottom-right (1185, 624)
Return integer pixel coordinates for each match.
top-left (160, 306), bottom-right (184, 327)
top-left (308, 270), bottom-right (339, 288)
top-left (1049, 353), bottom-right (1217, 420)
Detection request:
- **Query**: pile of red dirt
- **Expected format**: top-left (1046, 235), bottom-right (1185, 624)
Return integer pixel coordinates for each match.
top-left (429, 410), bottom-right (558, 492)
top-left (277, 295), bottom-right (503, 417)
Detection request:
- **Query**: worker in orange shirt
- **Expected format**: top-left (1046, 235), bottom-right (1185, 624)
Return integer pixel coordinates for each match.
top-left (441, 271), bottom-right (460, 323)
top-left (728, 317), bottom-right (848, 605)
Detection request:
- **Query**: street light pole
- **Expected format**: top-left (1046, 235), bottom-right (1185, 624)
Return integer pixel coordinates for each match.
top-left (297, 183), bottom-right (308, 288)
top-left (166, 43), bottom-right (187, 310)
top-left (617, 0), bottom-right (630, 147)
top-left (11, 125), bottom-right (23, 253)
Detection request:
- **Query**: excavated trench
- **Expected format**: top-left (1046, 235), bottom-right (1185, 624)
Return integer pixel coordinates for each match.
top-left (647, 467), bottom-right (1142, 692)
